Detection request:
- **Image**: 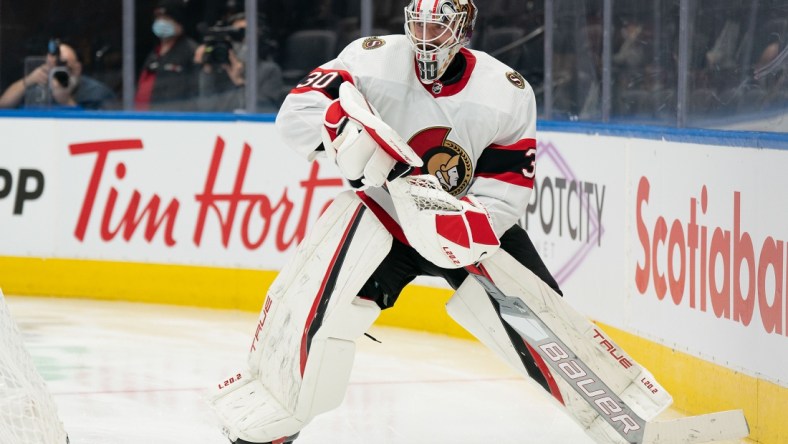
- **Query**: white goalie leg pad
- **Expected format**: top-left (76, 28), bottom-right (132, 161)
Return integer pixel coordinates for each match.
top-left (447, 284), bottom-right (627, 443)
top-left (446, 280), bottom-right (532, 378)
top-left (447, 285), bottom-right (626, 444)
top-left (207, 190), bottom-right (391, 443)
top-left (450, 251), bottom-right (674, 444)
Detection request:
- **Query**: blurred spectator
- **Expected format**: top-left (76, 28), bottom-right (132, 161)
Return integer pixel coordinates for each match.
top-left (705, 19), bottom-right (740, 70)
top-left (753, 29), bottom-right (786, 105)
top-left (754, 21), bottom-right (786, 80)
top-left (194, 12), bottom-right (283, 112)
top-left (0, 39), bottom-right (116, 110)
top-left (613, 19), bottom-right (646, 69)
top-left (134, 0), bottom-right (198, 111)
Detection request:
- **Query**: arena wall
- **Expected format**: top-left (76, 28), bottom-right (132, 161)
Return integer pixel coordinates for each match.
top-left (0, 111), bottom-right (785, 443)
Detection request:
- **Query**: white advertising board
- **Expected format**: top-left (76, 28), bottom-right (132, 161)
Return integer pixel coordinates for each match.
top-left (626, 138), bottom-right (788, 386)
top-left (1, 116), bottom-right (785, 385)
top-left (518, 132), bottom-right (628, 326)
top-left (0, 117), bottom-right (344, 270)
top-left (535, 131), bottom-right (788, 385)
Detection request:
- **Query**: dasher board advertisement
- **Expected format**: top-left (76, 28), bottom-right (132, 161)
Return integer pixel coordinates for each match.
top-left (0, 117), bottom-right (343, 270)
top-left (534, 131), bottom-right (788, 386)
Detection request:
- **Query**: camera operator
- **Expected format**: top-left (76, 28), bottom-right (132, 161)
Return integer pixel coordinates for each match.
top-left (0, 39), bottom-right (116, 110)
top-left (194, 12), bottom-right (283, 112)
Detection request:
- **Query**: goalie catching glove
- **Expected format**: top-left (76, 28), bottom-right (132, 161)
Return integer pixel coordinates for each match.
top-left (321, 82), bottom-right (422, 189)
top-left (388, 175), bottom-right (501, 269)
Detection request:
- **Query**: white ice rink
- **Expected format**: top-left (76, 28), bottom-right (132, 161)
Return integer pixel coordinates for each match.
top-left (5, 296), bottom-right (745, 444)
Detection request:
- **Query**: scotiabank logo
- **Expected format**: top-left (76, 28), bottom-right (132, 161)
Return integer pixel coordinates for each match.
top-left (635, 176), bottom-right (786, 336)
top-left (68, 137), bottom-right (343, 250)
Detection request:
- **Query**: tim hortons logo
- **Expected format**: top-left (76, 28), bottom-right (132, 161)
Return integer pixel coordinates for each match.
top-left (68, 137), bottom-right (343, 249)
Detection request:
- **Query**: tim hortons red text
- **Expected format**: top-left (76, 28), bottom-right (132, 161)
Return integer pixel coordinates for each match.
top-left (69, 137), bottom-right (343, 250)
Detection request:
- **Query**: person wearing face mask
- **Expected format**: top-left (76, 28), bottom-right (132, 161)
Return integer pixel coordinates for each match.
top-left (134, 0), bottom-right (198, 111)
top-left (0, 40), bottom-right (116, 110)
top-left (194, 12), bottom-right (283, 112)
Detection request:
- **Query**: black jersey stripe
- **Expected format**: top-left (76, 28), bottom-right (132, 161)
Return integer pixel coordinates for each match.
top-left (475, 139), bottom-right (537, 187)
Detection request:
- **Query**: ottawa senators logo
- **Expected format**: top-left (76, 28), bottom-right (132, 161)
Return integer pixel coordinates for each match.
top-left (408, 127), bottom-right (472, 196)
top-left (506, 71), bottom-right (526, 89)
top-left (362, 37), bottom-right (385, 50)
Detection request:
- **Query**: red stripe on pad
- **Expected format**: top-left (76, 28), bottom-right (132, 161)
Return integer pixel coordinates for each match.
top-left (299, 203), bottom-right (364, 376)
top-left (475, 264), bottom-right (564, 405)
top-left (356, 192), bottom-right (409, 245)
top-left (524, 341), bottom-right (565, 405)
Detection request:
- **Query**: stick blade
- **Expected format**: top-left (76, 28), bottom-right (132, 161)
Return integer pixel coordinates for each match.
top-left (642, 410), bottom-right (749, 444)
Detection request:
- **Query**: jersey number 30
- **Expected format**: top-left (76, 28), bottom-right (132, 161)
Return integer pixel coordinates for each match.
top-left (296, 71), bottom-right (340, 89)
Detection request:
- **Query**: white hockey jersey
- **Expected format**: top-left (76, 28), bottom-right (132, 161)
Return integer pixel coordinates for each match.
top-left (275, 34), bottom-right (537, 240)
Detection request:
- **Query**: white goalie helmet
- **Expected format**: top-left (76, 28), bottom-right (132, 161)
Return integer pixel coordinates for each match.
top-left (404, 0), bottom-right (478, 84)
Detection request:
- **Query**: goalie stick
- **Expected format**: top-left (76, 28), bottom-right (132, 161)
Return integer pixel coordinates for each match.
top-left (464, 263), bottom-right (749, 444)
top-left (378, 152), bottom-right (747, 442)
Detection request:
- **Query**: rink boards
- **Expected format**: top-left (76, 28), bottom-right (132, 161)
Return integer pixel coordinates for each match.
top-left (0, 111), bottom-right (786, 444)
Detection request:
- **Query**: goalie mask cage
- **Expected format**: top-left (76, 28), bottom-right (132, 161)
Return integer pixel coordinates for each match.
top-left (0, 290), bottom-right (68, 444)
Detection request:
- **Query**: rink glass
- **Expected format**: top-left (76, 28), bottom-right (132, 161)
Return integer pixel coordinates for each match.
top-left (0, 0), bottom-right (784, 132)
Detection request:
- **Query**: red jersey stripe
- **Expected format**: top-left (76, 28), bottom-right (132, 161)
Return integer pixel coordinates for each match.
top-left (489, 138), bottom-right (537, 151)
top-left (356, 191), bottom-right (409, 245)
